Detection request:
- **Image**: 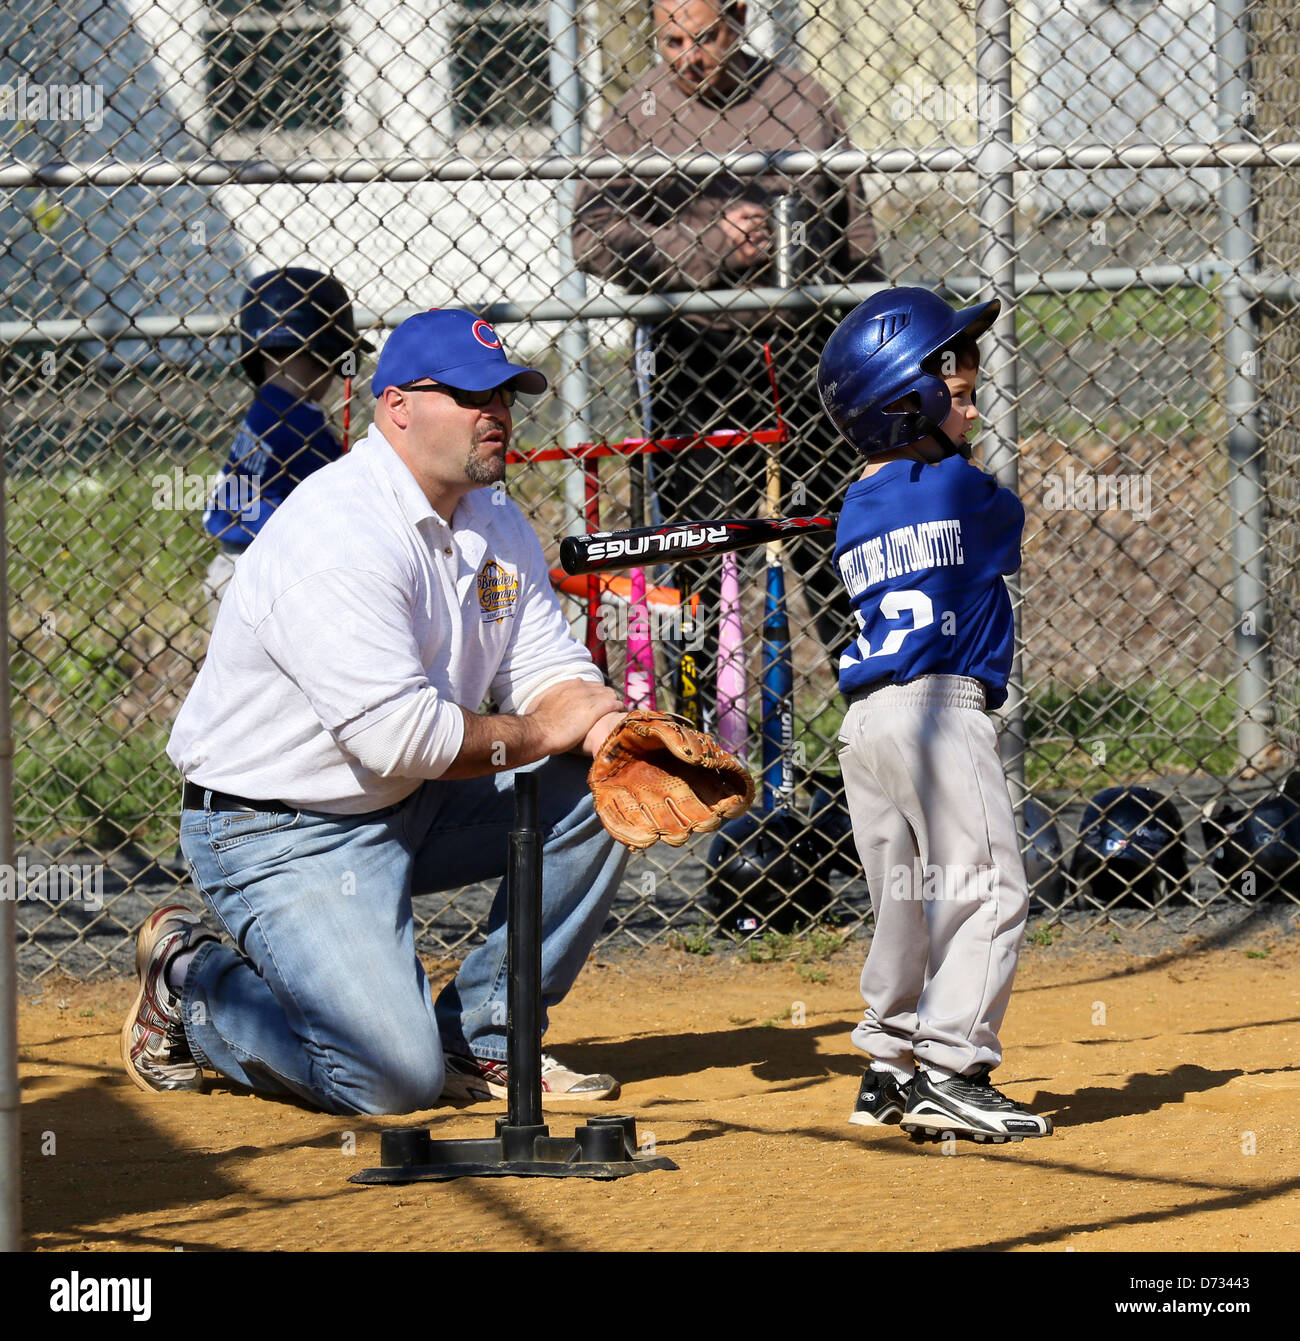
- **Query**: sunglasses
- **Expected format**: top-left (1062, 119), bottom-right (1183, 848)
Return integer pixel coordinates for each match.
top-left (398, 380), bottom-right (517, 409)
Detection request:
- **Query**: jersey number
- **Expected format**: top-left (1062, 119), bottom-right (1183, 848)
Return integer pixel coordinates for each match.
top-left (853, 589), bottom-right (934, 659)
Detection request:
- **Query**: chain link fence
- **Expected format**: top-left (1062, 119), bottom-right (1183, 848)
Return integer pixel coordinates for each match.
top-left (3, 0), bottom-right (1299, 981)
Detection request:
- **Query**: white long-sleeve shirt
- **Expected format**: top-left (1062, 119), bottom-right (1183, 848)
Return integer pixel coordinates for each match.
top-left (168, 423), bottom-right (603, 813)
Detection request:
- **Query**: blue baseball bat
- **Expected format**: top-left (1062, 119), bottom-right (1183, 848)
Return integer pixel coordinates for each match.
top-left (760, 560), bottom-right (794, 813)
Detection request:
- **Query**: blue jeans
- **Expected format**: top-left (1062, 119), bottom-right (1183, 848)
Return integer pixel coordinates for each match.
top-left (177, 755), bottom-right (628, 1115)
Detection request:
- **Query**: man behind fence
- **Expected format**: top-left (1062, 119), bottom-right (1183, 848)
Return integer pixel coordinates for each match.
top-left (122, 309), bottom-right (630, 1116)
top-left (574, 0), bottom-right (885, 665)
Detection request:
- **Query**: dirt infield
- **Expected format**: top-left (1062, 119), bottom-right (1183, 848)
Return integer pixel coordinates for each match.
top-left (15, 922), bottom-right (1300, 1254)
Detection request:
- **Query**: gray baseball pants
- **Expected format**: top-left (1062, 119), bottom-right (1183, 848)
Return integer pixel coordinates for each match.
top-left (838, 676), bottom-right (1030, 1079)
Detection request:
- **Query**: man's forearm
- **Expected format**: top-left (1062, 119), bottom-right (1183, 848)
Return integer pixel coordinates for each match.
top-left (575, 198), bottom-right (732, 291)
top-left (437, 679), bottom-right (624, 781)
top-left (435, 708), bottom-right (550, 781)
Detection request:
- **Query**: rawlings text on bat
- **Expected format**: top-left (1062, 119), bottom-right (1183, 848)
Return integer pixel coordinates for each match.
top-left (560, 514), bottom-right (837, 575)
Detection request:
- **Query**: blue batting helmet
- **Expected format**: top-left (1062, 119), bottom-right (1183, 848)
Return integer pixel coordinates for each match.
top-left (817, 286), bottom-right (1000, 458)
top-left (238, 267), bottom-right (371, 385)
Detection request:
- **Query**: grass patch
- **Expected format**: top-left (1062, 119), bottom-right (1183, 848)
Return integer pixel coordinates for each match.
top-left (665, 927), bottom-right (715, 956)
top-left (1015, 285), bottom-right (1221, 441)
top-left (1023, 678), bottom-right (1238, 791)
top-left (10, 459), bottom-right (221, 850)
top-left (793, 697), bottom-right (845, 776)
top-left (738, 924), bottom-right (847, 965)
top-left (1023, 403), bottom-right (1213, 443)
top-left (9, 461), bottom-right (211, 617)
top-left (1018, 284), bottom-right (1219, 351)
top-left (802, 677), bottom-right (1239, 795)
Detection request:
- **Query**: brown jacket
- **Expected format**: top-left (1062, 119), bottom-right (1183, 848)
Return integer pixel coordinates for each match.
top-left (574, 53), bottom-right (883, 332)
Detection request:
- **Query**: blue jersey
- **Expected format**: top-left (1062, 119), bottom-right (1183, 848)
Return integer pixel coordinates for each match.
top-left (204, 384), bottom-right (341, 545)
top-left (834, 455), bottom-right (1024, 708)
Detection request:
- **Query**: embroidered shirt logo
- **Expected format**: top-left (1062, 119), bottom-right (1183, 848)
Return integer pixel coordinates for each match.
top-left (477, 559), bottom-right (519, 623)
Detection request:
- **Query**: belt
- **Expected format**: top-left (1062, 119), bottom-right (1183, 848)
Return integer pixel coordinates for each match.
top-left (182, 781), bottom-right (295, 815)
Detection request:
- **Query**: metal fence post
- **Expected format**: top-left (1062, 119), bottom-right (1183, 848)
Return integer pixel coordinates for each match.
top-left (976, 0), bottom-right (1026, 810)
top-left (549, 0), bottom-right (593, 536)
top-left (1216, 0), bottom-right (1275, 770)
top-left (0, 437), bottom-right (20, 1252)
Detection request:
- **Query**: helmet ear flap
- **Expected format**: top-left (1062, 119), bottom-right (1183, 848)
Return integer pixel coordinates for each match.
top-left (883, 412), bottom-right (930, 451)
top-left (868, 374), bottom-right (954, 459)
top-left (876, 391), bottom-right (928, 453)
top-left (916, 372), bottom-right (954, 439)
top-left (240, 350), bottom-right (264, 387)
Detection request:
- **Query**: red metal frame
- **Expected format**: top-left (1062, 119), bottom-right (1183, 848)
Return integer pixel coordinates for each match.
top-left (504, 425), bottom-right (785, 468)
top-left (507, 354), bottom-right (789, 670)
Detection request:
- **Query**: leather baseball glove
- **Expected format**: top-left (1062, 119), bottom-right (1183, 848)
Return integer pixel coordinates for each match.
top-left (589, 710), bottom-right (756, 852)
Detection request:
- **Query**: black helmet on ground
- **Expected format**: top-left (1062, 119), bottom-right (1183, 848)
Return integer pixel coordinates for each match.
top-left (1069, 785), bottom-right (1187, 910)
top-left (1023, 797), bottom-right (1067, 912)
top-left (805, 770), bottom-right (860, 878)
top-left (1201, 791), bottom-right (1300, 901)
top-left (704, 810), bottom-right (832, 935)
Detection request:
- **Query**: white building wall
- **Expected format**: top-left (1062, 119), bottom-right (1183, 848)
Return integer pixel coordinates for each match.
top-left (121, 0), bottom-right (588, 352)
top-left (1021, 0), bottom-right (1221, 214)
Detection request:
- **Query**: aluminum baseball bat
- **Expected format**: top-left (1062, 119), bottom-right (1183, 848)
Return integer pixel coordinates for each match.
top-left (675, 569), bottom-right (700, 727)
top-left (560, 514), bottom-right (837, 576)
top-left (760, 560), bottom-right (795, 813)
top-left (624, 425), bottom-right (656, 709)
top-left (624, 565), bottom-right (656, 711)
top-left (760, 349), bottom-right (795, 814)
top-left (716, 550), bottom-right (747, 758)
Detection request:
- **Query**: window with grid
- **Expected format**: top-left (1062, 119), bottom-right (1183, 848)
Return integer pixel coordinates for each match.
top-left (448, 1), bottom-right (553, 135)
top-left (203, 0), bottom-right (345, 139)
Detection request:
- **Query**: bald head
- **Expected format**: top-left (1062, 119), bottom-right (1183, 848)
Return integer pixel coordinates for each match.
top-left (652, 0), bottom-right (746, 99)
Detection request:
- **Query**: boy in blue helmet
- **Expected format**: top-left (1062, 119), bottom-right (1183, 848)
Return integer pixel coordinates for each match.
top-left (202, 268), bottom-right (371, 621)
top-left (817, 286), bottom-right (1053, 1143)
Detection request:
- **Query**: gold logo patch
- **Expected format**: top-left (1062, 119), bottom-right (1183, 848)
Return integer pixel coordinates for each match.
top-left (477, 559), bottom-right (519, 623)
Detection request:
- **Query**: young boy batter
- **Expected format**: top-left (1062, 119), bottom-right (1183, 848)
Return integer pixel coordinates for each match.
top-left (817, 286), bottom-right (1053, 1143)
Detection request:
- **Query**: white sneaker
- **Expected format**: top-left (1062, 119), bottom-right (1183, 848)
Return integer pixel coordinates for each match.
top-left (441, 1052), bottom-right (620, 1103)
top-left (121, 905), bottom-right (217, 1093)
top-left (902, 1066), bottom-right (1054, 1143)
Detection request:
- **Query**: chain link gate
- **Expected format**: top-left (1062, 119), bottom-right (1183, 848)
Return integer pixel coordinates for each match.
top-left (2, 0), bottom-right (1299, 981)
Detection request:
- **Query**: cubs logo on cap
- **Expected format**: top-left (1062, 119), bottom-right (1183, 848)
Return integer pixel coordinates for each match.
top-left (472, 320), bottom-right (502, 350)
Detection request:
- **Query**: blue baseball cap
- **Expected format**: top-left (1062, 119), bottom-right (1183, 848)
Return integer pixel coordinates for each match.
top-left (371, 309), bottom-right (548, 398)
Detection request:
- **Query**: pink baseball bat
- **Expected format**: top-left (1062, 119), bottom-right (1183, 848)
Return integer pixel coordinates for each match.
top-left (716, 550), bottom-right (747, 757)
top-left (624, 566), bottom-right (657, 710)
